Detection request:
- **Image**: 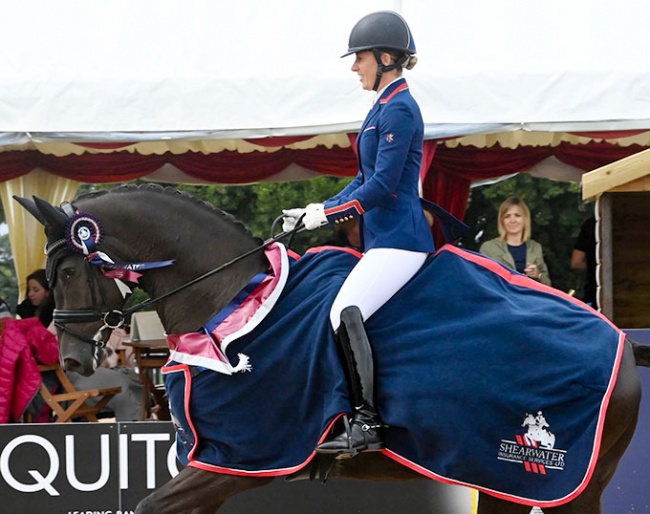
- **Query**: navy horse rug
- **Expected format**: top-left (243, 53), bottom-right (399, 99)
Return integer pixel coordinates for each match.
top-left (162, 243), bottom-right (624, 508)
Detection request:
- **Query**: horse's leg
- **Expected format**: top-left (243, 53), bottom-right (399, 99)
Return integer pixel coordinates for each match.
top-left (477, 494), bottom-right (531, 514)
top-left (543, 354), bottom-right (640, 514)
top-left (481, 342), bottom-right (641, 514)
top-left (135, 466), bottom-right (273, 514)
top-left (539, 414), bottom-right (638, 514)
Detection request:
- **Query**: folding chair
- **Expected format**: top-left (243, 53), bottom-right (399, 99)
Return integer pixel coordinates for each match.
top-left (29, 363), bottom-right (122, 422)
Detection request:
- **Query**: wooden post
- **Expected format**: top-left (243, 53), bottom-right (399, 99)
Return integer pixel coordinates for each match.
top-left (598, 195), bottom-right (614, 320)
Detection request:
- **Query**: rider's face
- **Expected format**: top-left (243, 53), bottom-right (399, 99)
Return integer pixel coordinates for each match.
top-left (351, 51), bottom-right (378, 91)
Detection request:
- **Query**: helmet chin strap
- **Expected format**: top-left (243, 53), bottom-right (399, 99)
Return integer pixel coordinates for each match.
top-left (371, 49), bottom-right (403, 91)
top-left (372, 49), bottom-right (384, 91)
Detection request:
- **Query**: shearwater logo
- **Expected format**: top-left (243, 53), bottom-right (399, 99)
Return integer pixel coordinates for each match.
top-left (497, 411), bottom-right (567, 475)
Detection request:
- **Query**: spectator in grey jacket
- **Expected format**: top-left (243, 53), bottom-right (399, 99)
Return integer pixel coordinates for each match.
top-left (479, 196), bottom-right (551, 286)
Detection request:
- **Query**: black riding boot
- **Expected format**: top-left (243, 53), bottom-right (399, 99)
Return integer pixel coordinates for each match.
top-left (316, 306), bottom-right (384, 457)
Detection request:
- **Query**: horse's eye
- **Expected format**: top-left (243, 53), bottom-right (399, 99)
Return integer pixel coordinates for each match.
top-left (61, 267), bottom-right (76, 281)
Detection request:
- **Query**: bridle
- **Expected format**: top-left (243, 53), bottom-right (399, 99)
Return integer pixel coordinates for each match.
top-left (50, 209), bottom-right (303, 351)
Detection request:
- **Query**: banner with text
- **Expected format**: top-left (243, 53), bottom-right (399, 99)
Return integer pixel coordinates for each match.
top-left (0, 421), bottom-right (178, 514)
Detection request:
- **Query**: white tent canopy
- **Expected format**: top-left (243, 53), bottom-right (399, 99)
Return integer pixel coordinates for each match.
top-left (2, 0), bottom-right (650, 142)
top-left (3, 0), bottom-right (650, 291)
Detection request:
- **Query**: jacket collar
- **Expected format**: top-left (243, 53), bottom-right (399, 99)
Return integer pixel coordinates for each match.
top-left (360, 78), bottom-right (408, 134)
top-left (376, 77), bottom-right (408, 105)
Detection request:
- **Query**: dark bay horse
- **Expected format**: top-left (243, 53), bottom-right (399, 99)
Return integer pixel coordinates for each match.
top-left (16, 184), bottom-right (650, 514)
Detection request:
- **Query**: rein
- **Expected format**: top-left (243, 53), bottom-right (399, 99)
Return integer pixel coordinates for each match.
top-left (120, 214), bottom-right (301, 317)
top-left (53, 214), bottom-right (304, 349)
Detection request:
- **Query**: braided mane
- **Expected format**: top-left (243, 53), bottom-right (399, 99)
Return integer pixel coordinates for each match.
top-left (75, 183), bottom-right (257, 239)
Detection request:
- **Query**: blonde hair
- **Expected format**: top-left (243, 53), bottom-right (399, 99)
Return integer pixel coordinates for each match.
top-left (497, 196), bottom-right (531, 243)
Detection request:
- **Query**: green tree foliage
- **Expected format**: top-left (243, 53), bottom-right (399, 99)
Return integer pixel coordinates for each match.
top-left (75, 178), bottom-right (353, 307)
top-left (175, 177), bottom-right (353, 254)
top-left (459, 173), bottom-right (594, 295)
top-left (1, 173), bottom-right (592, 315)
top-left (0, 233), bottom-right (18, 311)
top-left (80, 173), bottom-right (592, 297)
top-left (0, 206), bottom-right (17, 309)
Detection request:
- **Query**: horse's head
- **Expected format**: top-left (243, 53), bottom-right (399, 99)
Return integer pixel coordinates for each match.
top-left (16, 185), bottom-right (271, 376)
top-left (15, 195), bottom-right (130, 375)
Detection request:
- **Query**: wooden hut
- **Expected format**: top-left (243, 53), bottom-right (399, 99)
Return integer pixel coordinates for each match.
top-left (582, 148), bottom-right (650, 328)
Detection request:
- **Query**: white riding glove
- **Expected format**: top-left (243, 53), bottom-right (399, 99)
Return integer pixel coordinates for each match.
top-left (303, 203), bottom-right (328, 230)
top-left (282, 208), bottom-right (305, 232)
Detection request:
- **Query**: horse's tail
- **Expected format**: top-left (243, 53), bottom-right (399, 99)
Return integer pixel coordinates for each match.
top-left (630, 339), bottom-right (650, 367)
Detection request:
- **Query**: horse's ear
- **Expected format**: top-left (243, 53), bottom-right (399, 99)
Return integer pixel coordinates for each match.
top-left (32, 196), bottom-right (69, 241)
top-left (13, 195), bottom-right (47, 226)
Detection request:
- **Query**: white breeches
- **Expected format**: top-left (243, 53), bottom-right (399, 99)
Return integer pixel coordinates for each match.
top-left (329, 248), bottom-right (428, 330)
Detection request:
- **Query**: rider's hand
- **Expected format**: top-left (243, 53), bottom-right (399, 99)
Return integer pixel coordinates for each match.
top-left (282, 208), bottom-right (305, 232)
top-left (303, 203), bottom-right (328, 230)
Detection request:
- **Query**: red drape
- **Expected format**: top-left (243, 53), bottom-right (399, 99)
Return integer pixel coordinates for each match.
top-left (0, 135), bottom-right (646, 226)
top-left (423, 142), bottom-right (646, 223)
top-left (0, 146), bottom-right (358, 184)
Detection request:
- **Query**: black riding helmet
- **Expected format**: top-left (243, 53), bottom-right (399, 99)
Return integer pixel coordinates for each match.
top-left (342, 11), bottom-right (416, 91)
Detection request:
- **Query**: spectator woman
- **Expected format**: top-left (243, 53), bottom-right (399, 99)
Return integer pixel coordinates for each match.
top-left (16, 269), bottom-right (55, 327)
top-left (479, 196), bottom-right (552, 286)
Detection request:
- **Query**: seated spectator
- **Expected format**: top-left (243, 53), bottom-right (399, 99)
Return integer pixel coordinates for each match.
top-left (14, 269), bottom-right (143, 422)
top-left (16, 269), bottom-right (54, 327)
top-left (68, 368), bottom-right (143, 421)
top-left (479, 196), bottom-right (552, 286)
top-left (101, 327), bottom-right (137, 369)
top-left (45, 324), bottom-right (144, 422)
top-left (0, 318), bottom-right (60, 423)
top-left (66, 327), bottom-right (143, 421)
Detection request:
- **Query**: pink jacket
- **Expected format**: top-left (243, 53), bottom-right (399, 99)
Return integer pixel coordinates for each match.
top-left (0, 318), bottom-right (59, 423)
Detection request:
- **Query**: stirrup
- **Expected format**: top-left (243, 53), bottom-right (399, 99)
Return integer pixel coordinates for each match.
top-left (316, 414), bottom-right (385, 459)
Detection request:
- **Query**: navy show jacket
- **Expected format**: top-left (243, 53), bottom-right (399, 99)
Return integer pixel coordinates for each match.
top-left (323, 78), bottom-right (435, 253)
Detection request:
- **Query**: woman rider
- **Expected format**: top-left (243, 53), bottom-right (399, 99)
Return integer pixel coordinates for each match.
top-left (283, 11), bottom-right (434, 458)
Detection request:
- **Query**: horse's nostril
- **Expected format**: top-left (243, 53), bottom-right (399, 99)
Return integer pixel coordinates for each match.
top-left (63, 358), bottom-right (81, 370)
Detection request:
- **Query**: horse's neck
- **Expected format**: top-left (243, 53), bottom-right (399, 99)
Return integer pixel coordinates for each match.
top-left (85, 189), bottom-right (268, 333)
top-left (150, 256), bottom-right (267, 335)
top-left (98, 195), bottom-right (267, 335)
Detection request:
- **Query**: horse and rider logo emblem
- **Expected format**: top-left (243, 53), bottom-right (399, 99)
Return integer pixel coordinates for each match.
top-left (522, 411), bottom-right (555, 449)
top-left (497, 411), bottom-right (567, 475)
